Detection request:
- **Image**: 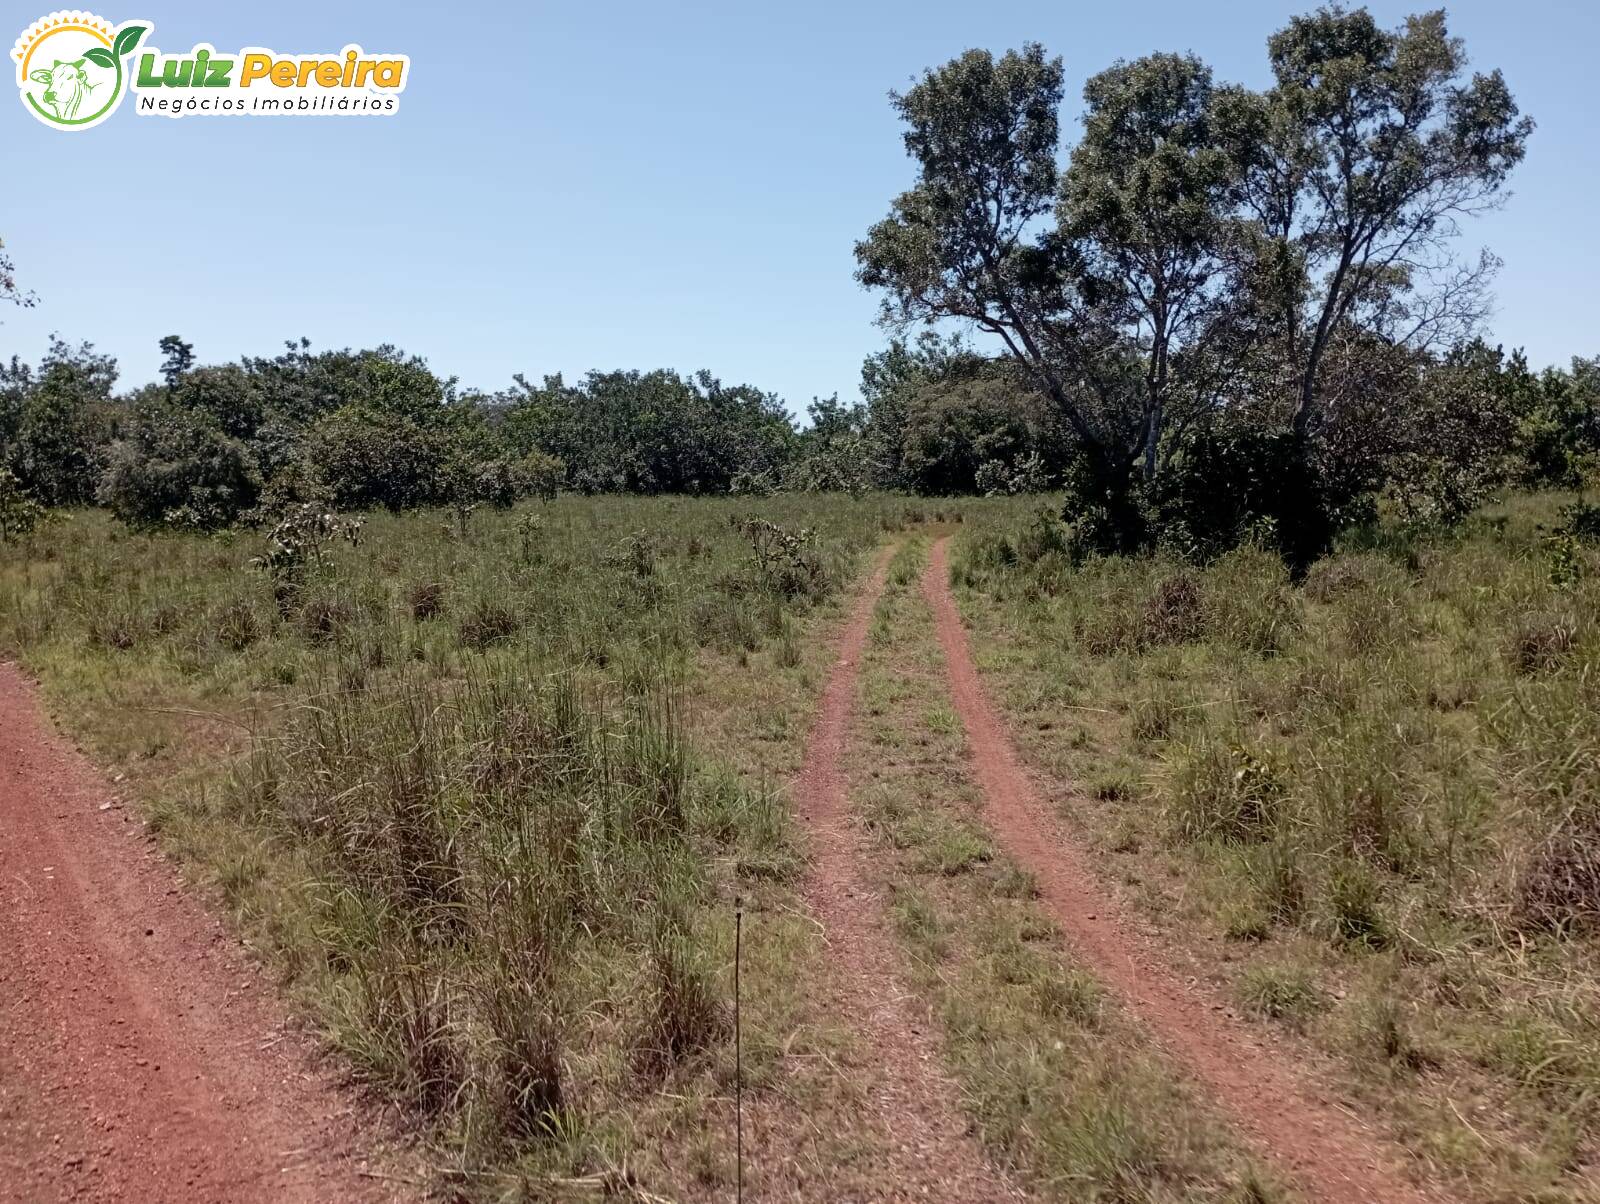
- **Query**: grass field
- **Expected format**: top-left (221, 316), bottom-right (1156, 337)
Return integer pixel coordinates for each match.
top-left (950, 492), bottom-right (1600, 1201)
top-left (3, 489), bottom-right (1598, 1200)
top-left (0, 495), bottom-right (937, 1195)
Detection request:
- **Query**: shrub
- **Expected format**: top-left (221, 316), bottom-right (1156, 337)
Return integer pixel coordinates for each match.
top-left (735, 517), bottom-right (825, 600)
top-left (251, 504), bottom-right (364, 584)
top-left (1505, 609), bottom-right (1578, 676)
top-left (1145, 427), bottom-right (1346, 571)
top-left (308, 407), bottom-right (450, 511)
top-left (607, 530), bottom-right (658, 578)
top-left (1139, 572), bottom-right (1205, 646)
top-left (213, 596), bottom-right (263, 651)
top-left (299, 594), bottom-right (353, 645)
top-left (0, 467), bottom-right (45, 541)
top-left (407, 580), bottom-right (446, 620)
top-left (98, 403), bottom-right (259, 530)
top-left (458, 598), bottom-right (522, 649)
top-left (1558, 497), bottom-right (1600, 544)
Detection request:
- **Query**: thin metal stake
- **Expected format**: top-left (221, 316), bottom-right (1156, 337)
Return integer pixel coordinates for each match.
top-left (735, 897), bottom-right (744, 1204)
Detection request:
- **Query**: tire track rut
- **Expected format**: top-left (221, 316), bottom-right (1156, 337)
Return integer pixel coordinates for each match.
top-left (0, 663), bottom-right (407, 1203)
top-left (922, 536), bottom-right (1438, 1204)
top-left (790, 544), bottom-right (1019, 1202)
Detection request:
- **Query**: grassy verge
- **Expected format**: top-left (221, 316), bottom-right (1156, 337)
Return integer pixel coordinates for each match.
top-left (949, 492), bottom-right (1600, 1202)
top-left (849, 535), bottom-right (1278, 1202)
top-left (0, 494), bottom-right (922, 1197)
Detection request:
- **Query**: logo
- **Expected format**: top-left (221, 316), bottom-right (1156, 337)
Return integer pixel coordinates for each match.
top-left (13, 12), bottom-right (410, 128)
top-left (12, 11), bottom-right (147, 130)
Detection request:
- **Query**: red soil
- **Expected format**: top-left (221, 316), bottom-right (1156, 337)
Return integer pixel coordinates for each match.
top-left (790, 545), bottom-right (1019, 1202)
top-left (0, 663), bottom-right (408, 1203)
top-left (922, 536), bottom-right (1439, 1204)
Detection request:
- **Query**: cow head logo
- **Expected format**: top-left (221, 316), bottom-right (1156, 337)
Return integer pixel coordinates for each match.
top-left (12, 11), bottom-right (148, 130)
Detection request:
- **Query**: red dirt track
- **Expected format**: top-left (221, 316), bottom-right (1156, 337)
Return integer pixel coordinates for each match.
top-left (0, 663), bottom-right (405, 1203)
top-left (923, 536), bottom-right (1437, 1204)
top-left (791, 545), bottom-right (1018, 1202)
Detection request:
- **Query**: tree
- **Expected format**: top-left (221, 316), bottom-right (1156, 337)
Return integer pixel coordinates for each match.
top-left (2, 337), bottom-right (117, 506)
top-left (1236, 6), bottom-right (1533, 433)
top-left (898, 371), bottom-right (1038, 495)
top-left (858, 11), bottom-right (1532, 559)
top-left (1384, 339), bottom-right (1517, 527)
top-left (1512, 354), bottom-right (1600, 486)
top-left (158, 335), bottom-right (196, 386)
top-left (502, 369), bottom-right (795, 494)
top-left (788, 396), bottom-right (876, 493)
top-left (171, 363), bottom-right (264, 442)
top-left (860, 332), bottom-right (988, 489)
top-left (856, 45), bottom-right (1152, 541)
top-left (1061, 53), bottom-right (1245, 481)
top-left (307, 407), bottom-right (451, 511)
top-left (99, 401), bottom-right (259, 530)
top-left (0, 236), bottom-right (36, 315)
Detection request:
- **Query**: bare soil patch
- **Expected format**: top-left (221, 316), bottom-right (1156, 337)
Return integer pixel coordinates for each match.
top-left (0, 662), bottom-right (408, 1203)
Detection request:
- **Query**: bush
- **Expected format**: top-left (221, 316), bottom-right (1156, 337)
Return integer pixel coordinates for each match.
top-left (98, 403), bottom-right (259, 530)
top-left (1557, 497), bottom-right (1600, 544)
top-left (407, 581), bottom-right (446, 620)
top-left (1505, 609), bottom-right (1578, 676)
top-left (458, 598), bottom-right (522, 649)
top-left (735, 517), bottom-right (825, 599)
top-left (1139, 573), bottom-right (1205, 646)
top-left (0, 467), bottom-right (44, 540)
top-left (1145, 427), bottom-right (1344, 572)
top-left (308, 407), bottom-right (450, 511)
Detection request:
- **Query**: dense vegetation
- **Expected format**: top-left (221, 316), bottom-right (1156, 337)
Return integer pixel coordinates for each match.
top-left (3, 6), bottom-right (1595, 556)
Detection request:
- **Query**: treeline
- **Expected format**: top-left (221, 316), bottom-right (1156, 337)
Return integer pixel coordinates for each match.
top-left (0, 324), bottom-right (1595, 540)
top-left (3, 5), bottom-right (1599, 567)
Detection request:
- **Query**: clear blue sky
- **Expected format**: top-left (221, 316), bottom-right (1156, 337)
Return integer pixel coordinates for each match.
top-left (4, 1), bottom-right (1595, 416)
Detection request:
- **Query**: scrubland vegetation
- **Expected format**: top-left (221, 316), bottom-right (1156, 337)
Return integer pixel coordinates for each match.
top-left (952, 492), bottom-right (1600, 1199)
top-left (4, 3), bottom-right (1600, 1199)
top-left (0, 496), bottom-right (920, 1194)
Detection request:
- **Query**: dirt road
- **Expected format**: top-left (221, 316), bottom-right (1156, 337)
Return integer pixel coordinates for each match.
top-left (789, 545), bottom-right (1018, 1202)
top-left (0, 663), bottom-right (406, 1203)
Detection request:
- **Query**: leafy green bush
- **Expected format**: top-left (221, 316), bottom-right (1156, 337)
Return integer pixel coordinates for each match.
top-left (98, 402), bottom-right (258, 529)
top-left (307, 407), bottom-right (451, 511)
top-left (0, 467), bottom-right (44, 540)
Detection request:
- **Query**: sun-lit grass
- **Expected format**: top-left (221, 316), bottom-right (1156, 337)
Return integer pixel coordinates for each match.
top-left (850, 536), bottom-right (1279, 1202)
top-left (0, 493), bottom-right (926, 1195)
top-left (949, 489), bottom-right (1600, 1202)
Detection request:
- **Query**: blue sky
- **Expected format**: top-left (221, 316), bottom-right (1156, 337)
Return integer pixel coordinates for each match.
top-left (4, 1), bottom-right (1595, 416)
